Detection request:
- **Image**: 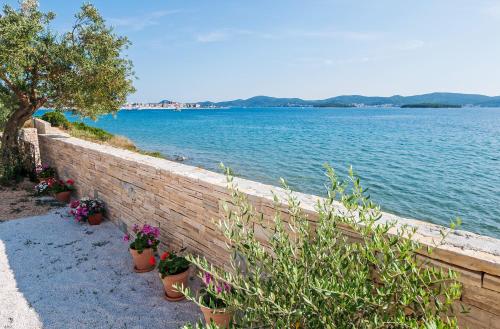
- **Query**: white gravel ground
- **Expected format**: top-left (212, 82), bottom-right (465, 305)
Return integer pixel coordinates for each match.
top-left (0, 208), bottom-right (201, 329)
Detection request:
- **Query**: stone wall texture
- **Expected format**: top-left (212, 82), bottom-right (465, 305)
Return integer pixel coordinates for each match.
top-left (35, 119), bottom-right (500, 328)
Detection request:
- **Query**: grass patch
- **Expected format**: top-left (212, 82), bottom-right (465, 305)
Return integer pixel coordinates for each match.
top-left (68, 122), bottom-right (165, 159)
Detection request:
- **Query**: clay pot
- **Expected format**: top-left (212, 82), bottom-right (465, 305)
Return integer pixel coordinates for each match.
top-left (200, 306), bottom-right (233, 328)
top-left (55, 191), bottom-right (71, 203)
top-left (88, 213), bottom-right (103, 225)
top-left (159, 269), bottom-right (189, 301)
top-left (129, 248), bottom-right (154, 273)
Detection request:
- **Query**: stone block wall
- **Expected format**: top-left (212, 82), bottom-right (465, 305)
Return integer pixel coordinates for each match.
top-left (36, 122), bottom-right (500, 328)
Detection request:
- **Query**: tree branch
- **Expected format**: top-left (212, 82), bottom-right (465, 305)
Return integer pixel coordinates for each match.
top-left (0, 71), bottom-right (28, 105)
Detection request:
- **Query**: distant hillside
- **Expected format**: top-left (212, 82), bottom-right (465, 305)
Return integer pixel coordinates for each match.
top-left (197, 92), bottom-right (500, 108)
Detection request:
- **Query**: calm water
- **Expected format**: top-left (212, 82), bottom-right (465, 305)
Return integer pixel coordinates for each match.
top-left (47, 107), bottom-right (500, 238)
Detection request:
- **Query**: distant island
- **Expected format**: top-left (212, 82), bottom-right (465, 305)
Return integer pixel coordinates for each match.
top-left (401, 103), bottom-right (462, 108)
top-left (123, 92), bottom-right (500, 110)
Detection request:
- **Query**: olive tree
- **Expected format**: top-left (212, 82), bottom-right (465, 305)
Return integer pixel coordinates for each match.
top-left (182, 166), bottom-right (462, 328)
top-left (0, 0), bottom-right (134, 179)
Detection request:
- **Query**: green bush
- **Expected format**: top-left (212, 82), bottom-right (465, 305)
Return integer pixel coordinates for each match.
top-left (70, 122), bottom-right (113, 142)
top-left (181, 165), bottom-right (462, 328)
top-left (40, 111), bottom-right (70, 129)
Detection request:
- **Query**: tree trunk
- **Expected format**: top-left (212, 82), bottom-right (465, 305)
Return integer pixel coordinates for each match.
top-left (0, 104), bottom-right (35, 182)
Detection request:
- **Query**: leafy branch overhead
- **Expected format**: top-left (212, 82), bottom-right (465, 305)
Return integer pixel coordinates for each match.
top-left (0, 0), bottom-right (134, 180)
top-left (0, 1), bottom-right (134, 115)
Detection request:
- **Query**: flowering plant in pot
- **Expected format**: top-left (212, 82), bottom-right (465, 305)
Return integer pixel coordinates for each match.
top-left (123, 224), bottom-right (160, 273)
top-left (70, 198), bottom-right (105, 225)
top-left (34, 179), bottom-right (51, 195)
top-left (181, 272), bottom-right (234, 328)
top-left (35, 164), bottom-right (56, 181)
top-left (157, 250), bottom-right (190, 301)
top-left (49, 178), bottom-right (75, 203)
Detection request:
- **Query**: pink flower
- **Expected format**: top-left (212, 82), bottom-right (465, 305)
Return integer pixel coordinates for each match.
top-left (132, 224), bottom-right (139, 233)
top-left (123, 234), bottom-right (130, 242)
top-left (147, 239), bottom-right (152, 246)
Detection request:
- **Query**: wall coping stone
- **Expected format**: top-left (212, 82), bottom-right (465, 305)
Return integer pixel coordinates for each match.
top-left (38, 131), bottom-right (500, 277)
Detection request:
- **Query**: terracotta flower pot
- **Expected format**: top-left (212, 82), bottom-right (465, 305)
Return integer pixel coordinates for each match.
top-left (129, 247), bottom-right (154, 273)
top-left (200, 306), bottom-right (233, 328)
top-left (159, 269), bottom-right (189, 301)
top-left (55, 191), bottom-right (71, 203)
top-left (88, 213), bottom-right (103, 225)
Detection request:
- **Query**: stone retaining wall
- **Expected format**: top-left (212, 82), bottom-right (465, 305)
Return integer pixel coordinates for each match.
top-left (35, 119), bottom-right (499, 328)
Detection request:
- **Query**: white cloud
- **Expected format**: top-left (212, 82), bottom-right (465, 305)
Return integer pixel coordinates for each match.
top-left (482, 3), bottom-right (500, 18)
top-left (398, 39), bottom-right (425, 50)
top-left (195, 29), bottom-right (253, 43)
top-left (287, 29), bottom-right (379, 41)
top-left (108, 10), bottom-right (180, 31)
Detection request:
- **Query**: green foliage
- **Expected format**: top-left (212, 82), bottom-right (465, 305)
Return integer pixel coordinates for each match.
top-left (183, 322), bottom-right (223, 329)
top-left (40, 111), bottom-right (70, 128)
top-left (183, 165), bottom-right (462, 328)
top-left (69, 122), bottom-right (113, 141)
top-left (157, 251), bottom-right (190, 278)
top-left (0, 1), bottom-right (135, 117)
top-left (0, 1), bottom-right (134, 181)
top-left (49, 178), bottom-right (75, 193)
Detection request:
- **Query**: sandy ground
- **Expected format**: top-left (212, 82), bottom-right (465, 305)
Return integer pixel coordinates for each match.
top-left (0, 180), bottom-right (60, 222)
top-left (0, 209), bottom-right (201, 329)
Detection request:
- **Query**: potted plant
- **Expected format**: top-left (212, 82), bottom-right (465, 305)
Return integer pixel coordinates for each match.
top-left (49, 178), bottom-right (75, 203)
top-left (34, 179), bottom-right (51, 196)
top-left (157, 250), bottom-right (190, 301)
top-left (183, 272), bottom-right (234, 328)
top-left (69, 198), bottom-right (105, 225)
top-left (123, 224), bottom-right (160, 273)
top-left (35, 164), bottom-right (56, 182)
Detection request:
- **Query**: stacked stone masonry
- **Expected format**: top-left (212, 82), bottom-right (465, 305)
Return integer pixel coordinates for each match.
top-left (35, 119), bottom-right (499, 329)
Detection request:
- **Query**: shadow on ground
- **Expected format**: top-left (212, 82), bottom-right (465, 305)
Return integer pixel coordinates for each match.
top-left (0, 209), bottom-right (201, 329)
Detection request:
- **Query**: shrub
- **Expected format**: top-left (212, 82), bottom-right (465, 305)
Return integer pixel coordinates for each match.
top-left (69, 122), bottom-right (113, 141)
top-left (123, 224), bottom-right (160, 253)
top-left (183, 165), bottom-right (462, 328)
top-left (157, 251), bottom-right (190, 278)
top-left (40, 111), bottom-right (70, 129)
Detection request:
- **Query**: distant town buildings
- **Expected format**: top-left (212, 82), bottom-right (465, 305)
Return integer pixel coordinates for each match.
top-left (122, 100), bottom-right (203, 110)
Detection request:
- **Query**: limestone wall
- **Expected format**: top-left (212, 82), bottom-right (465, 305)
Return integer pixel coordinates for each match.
top-left (35, 120), bottom-right (499, 328)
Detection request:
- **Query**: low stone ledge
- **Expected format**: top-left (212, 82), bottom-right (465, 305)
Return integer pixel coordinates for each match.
top-left (37, 131), bottom-right (500, 328)
top-left (38, 133), bottom-right (500, 275)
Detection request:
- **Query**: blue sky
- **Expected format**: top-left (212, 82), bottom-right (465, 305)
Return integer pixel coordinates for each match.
top-left (5, 0), bottom-right (500, 102)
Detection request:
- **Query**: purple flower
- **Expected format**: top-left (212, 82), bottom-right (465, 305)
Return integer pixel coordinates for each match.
top-left (123, 234), bottom-right (130, 242)
top-left (147, 239), bottom-right (152, 246)
top-left (203, 272), bottom-right (213, 285)
top-left (223, 282), bottom-right (231, 292)
top-left (216, 285), bottom-right (222, 294)
top-left (132, 224), bottom-right (139, 233)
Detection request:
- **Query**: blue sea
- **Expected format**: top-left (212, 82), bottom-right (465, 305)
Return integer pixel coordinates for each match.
top-left (41, 107), bottom-right (500, 238)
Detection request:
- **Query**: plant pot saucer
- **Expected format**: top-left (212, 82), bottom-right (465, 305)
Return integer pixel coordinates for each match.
top-left (164, 292), bottom-right (185, 302)
top-left (133, 265), bottom-right (155, 273)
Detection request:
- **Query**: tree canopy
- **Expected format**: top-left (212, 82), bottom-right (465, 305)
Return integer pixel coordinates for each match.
top-left (0, 0), bottom-right (134, 179)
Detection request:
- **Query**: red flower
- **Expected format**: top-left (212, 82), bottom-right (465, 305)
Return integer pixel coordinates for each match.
top-left (160, 252), bottom-right (170, 261)
top-left (149, 256), bottom-right (156, 266)
top-left (67, 179), bottom-right (74, 185)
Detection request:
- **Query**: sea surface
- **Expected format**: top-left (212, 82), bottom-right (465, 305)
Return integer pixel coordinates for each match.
top-left (41, 107), bottom-right (500, 238)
